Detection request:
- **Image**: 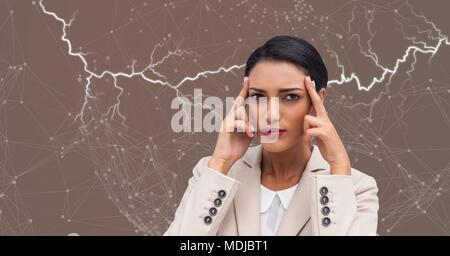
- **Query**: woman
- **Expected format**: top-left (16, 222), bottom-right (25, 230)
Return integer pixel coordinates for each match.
top-left (165, 35), bottom-right (379, 236)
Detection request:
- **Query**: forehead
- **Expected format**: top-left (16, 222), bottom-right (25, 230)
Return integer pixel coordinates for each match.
top-left (248, 60), bottom-right (307, 89)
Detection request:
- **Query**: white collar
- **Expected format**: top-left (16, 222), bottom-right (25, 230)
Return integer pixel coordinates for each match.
top-left (260, 184), bottom-right (299, 213)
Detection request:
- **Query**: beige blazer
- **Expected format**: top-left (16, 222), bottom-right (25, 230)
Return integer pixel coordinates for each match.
top-left (164, 144), bottom-right (379, 236)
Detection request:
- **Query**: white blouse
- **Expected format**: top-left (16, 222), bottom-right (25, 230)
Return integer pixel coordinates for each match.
top-left (260, 183), bottom-right (299, 236)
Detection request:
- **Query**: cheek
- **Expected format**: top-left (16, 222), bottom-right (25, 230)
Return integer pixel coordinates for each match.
top-left (283, 102), bottom-right (310, 134)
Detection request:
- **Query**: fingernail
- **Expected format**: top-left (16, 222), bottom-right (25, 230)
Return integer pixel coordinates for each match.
top-left (250, 124), bottom-right (255, 133)
top-left (312, 80), bottom-right (316, 86)
top-left (306, 76), bottom-right (311, 82)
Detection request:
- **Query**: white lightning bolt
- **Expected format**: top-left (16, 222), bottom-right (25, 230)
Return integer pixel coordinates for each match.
top-left (39, 0), bottom-right (449, 131)
top-left (327, 1), bottom-right (449, 92)
top-left (325, 1), bottom-right (449, 123)
top-left (38, 0), bottom-right (244, 132)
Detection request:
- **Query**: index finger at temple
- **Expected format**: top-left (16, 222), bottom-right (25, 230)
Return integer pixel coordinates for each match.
top-left (236, 77), bottom-right (249, 105)
top-left (305, 76), bottom-right (327, 117)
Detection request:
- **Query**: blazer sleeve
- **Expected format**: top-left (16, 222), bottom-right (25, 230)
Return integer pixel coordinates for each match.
top-left (309, 174), bottom-right (379, 235)
top-left (164, 156), bottom-right (240, 235)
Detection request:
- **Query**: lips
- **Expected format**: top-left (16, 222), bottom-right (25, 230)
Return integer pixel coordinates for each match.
top-left (261, 128), bottom-right (286, 136)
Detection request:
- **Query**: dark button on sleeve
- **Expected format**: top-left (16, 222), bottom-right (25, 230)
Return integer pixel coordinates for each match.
top-left (218, 190), bottom-right (226, 199)
top-left (209, 207), bottom-right (217, 216)
top-left (320, 196), bottom-right (329, 205)
top-left (322, 217), bottom-right (331, 227)
top-left (320, 186), bottom-right (328, 196)
top-left (321, 206), bottom-right (330, 216)
top-left (204, 216), bottom-right (212, 225)
top-left (214, 198), bottom-right (222, 207)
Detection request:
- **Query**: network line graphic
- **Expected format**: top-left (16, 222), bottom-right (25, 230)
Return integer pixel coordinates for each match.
top-left (0, 0), bottom-right (449, 235)
top-left (39, 0), bottom-right (449, 130)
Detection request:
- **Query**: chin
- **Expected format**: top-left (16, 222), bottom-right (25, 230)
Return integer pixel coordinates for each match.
top-left (260, 136), bottom-right (295, 153)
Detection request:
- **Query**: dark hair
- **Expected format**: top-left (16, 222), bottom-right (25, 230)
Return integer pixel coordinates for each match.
top-left (244, 35), bottom-right (328, 91)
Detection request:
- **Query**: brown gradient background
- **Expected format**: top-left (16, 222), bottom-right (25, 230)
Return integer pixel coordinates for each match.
top-left (0, 0), bottom-right (449, 235)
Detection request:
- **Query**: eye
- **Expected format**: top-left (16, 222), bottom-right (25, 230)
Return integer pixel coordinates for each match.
top-left (284, 94), bottom-right (301, 101)
top-left (250, 93), bottom-right (265, 101)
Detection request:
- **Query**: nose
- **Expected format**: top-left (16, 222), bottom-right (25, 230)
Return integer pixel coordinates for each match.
top-left (258, 97), bottom-right (280, 129)
top-left (264, 97), bottom-right (280, 127)
top-left (246, 97), bottom-right (281, 130)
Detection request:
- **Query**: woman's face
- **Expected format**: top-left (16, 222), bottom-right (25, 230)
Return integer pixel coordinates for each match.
top-left (247, 60), bottom-right (325, 153)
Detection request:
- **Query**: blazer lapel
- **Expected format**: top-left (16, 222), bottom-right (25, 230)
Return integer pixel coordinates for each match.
top-left (234, 144), bottom-right (329, 236)
top-left (276, 169), bottom-right (312, 235)
top-left (233, 145), bottom-right (263, 236)
top-left (277, 144), bottom-right (329, 235)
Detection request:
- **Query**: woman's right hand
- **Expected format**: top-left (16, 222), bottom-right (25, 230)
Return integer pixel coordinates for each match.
top-left (207, 77), bottom-right (255, 175)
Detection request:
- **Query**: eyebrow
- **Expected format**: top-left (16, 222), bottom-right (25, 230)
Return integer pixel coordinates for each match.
top-left (249, 87), bottom-right (304, 93)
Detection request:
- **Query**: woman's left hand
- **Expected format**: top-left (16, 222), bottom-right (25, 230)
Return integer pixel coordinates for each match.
top-left (302, 76), bottom-right (351, 175)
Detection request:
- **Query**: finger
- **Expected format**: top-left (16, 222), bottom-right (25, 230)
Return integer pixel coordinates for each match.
top-left (303, 115), bottom-right (315, 148)
top-left (227, 104), bottom-right (247, 126)
top-left (237, 119), bottom-right (254, 138)
top-left (235, 77), bottom-right (249, 106)
top-left (235, 105), bottom-right (247, 121)
top-left (222, 107), bottom-right (236, 131)
top-left (236, 105), bottom-right (253, 136)
top-left (303, 115), bottom-right (324, 132)
top-left (303, 127), bottom-right (323, 149)
top-left (222, 110), bottom-right (254, 137)
top-left (303, 130), bottom-right (312, 149)
top-left (236, 105), bottom-right (254, 137)
top-left (222, 107), bottom-right (238, 132)
top-left (304, 76), bottom-right (327, 117)
top-left (304, 127), bottom-right (325, 142)
top-left (246, 97), bottom-right (258, 131)
top-left (303, 123), bottom-right (312, 148)
top-left (229, 119), bottom-right (254, 138)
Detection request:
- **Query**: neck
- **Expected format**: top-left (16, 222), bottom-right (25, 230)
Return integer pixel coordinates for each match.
top-left (261, 142), bottom-right (312, 184)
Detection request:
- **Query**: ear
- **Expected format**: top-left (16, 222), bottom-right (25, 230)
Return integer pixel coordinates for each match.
top-left (319, 88), bottom-right (326, 101)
